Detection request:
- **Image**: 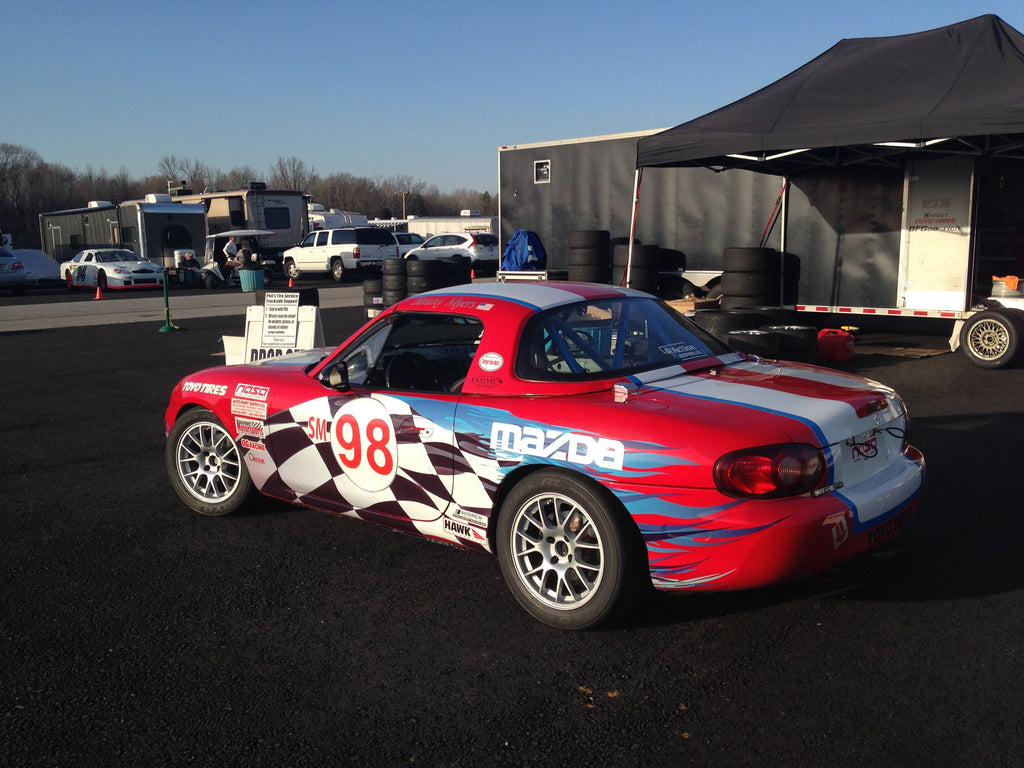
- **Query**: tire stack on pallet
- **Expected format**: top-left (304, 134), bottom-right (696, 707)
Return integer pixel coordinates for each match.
top-left (612, 243), bottom-right (662, 294)
top-left (568, 230), bottom-right (611, 284)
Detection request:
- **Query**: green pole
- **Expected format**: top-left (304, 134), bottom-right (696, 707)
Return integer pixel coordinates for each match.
top-left (158, 268), bottom-right (179, 332)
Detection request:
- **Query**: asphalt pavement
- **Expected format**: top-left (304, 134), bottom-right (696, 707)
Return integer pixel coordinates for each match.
top-left (2, 285), bottom-right (1022, 767)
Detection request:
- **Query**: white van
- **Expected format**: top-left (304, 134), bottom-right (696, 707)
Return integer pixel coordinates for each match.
top-left (282, 227), bottom-right (399, 281)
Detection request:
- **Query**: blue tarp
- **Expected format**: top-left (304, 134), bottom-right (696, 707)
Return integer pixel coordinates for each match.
top-left (501, 229), bottom-right (546, 271)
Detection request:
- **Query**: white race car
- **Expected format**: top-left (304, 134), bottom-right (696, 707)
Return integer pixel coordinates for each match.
top-left (61, 249), bottom-right (164, 290)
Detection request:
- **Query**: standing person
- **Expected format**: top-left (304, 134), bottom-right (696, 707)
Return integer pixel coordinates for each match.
top-left (222, 235), bottom-right (239, 268)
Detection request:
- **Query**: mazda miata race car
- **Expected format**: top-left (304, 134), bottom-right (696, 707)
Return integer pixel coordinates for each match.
top-left (165, 282), bottom-right (924, 629)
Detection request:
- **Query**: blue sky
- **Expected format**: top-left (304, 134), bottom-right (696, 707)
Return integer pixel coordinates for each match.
top-left (3, 1), bottom-right (1022, 194)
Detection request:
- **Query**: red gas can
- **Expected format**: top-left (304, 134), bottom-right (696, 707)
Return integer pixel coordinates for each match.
top-left (817, 328), bottom-right (855, 361)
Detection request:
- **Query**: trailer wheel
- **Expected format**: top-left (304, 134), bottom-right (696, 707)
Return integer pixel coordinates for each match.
top-left (960, 309), bottom-right (1021, 368)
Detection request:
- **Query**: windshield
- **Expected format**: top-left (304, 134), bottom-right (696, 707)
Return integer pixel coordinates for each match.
top-left (515, 297), bottom-right (730, 380)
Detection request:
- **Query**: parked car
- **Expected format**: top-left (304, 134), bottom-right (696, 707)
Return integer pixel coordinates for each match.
top-left (282, 227), bottom-right (399, 282)
top-left (0, 246), bottom-right (27, 295)
top-left (164, 281), bottom-right (924, 630)
top-left (404, 232), bottom-right (499, 272)
top-left (60, 249), bottom-right (163, 290)
top-left (392, 231), bottom-right (426, 256)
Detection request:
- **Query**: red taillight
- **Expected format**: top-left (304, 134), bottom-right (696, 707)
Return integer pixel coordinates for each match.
top-left (714, 444), bottom-right (826, 499)
top-left (353, 246), bottom-right (360, 260)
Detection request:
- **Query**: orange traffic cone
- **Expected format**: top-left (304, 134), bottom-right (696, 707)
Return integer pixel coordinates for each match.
top-left (471, 269), bottom-right (476, 280)
top-left (93, 284), bottom-right (103, 300)
top-left (288, 277), bottom-right (294, 288)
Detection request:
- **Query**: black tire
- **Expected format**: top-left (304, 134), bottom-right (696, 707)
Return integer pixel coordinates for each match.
top-left (721, 271), bottom-right (779, 297)
top-left (568, 247), bottom-right (610, 267)
top-left (382, 257), bottom-right (406, 275)
top-left (406, 276), bottom-right (438, 294)
top-left (406, 258), bottom-right (441, 277)
top-left (960, 309), bottom-right (1022, 368)
top-left (720, 294), bottom-right (780, 311)
top-left (166, 408), bottom-right (255, 516)
top-left (723, 247), bottom-right (779, 272)
top-left (762, 325), bottom-right (818, 356)
top-left (496, 469), bottom-right (645, 630)
top-left (567, 230), bottom-right (610, 249)
top-left (690, 309), bottom-right (763, 338)
top-left (382, 290), bottom-right (407, 307)
top-left (625, 265), bottom-right (659, 294)
top-left (65, 271), bottom-right (75, 290)
top-left (203, 273), bottom-right (217, 290)
top-left (285, 259), bottom-right (301, 280)
top-left (262, 268), bottom-right (273, 288)
top-left (614, 243), bottom-right (661, 268)
top-left (569, 264), bottom-right (610, 284)
top-left (97, 271), bottom-right (108, 290)
top-left (727, 329), bottom-right (782, 357)
top-left (331, 258), bottom-right (345, 282)
top-left (362, 278), bottom-right (383, 294)
top-left (382, 274), bottom-right (406, 291)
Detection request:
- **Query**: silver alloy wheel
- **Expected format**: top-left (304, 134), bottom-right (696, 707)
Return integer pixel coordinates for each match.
top-left (966, 317), bottom-right (1011, 361)
top-left (508, 491), bottom-right (605, 610)
top-left (174, 420), bottom-right (243, 503)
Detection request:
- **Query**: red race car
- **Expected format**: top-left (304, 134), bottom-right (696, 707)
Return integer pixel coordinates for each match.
top-left (165, 282), bottom-right (924, 629)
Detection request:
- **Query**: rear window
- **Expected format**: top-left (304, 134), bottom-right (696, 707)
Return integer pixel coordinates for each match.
top-left (356, 228), bottom-right (398, 245)
top-left (264, 207), bottom-right (291, 231)
top-left (475, 234), bottom-right (499, 246)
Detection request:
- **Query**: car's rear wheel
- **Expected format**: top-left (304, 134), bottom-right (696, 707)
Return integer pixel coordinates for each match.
top-left (166, 408), bottom-right (254, 516)
top-left (97, 271), bottom-right (108, 290)
top-left (960, 309), bottom-right (1022, 368)
top-left (496, 470), bottom-right (645, 630)
top-left (331, 258), bottom-right (345, 282)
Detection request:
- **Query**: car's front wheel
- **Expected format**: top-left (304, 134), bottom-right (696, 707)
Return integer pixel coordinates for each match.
top-left (285, 259), bottom-right (301, 280)
top-left (496, 469), bottom-right (645, 629)
top-left (166, 408), bottom-right (254, 516)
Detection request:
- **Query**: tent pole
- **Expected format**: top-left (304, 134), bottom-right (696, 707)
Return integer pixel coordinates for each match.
top-left (626, 169), bottom-right (642, 286)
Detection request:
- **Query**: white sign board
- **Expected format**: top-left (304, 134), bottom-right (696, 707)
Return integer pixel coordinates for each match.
top-left (222, 292), bottom-right (325, 365)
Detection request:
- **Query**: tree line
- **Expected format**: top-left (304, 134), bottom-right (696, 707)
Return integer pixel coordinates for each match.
top-left (0, 143), bottom-right (496, 249)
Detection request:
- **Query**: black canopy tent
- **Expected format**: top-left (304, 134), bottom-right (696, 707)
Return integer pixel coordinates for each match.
top-left (626, 14), bottom-right (1024, 277)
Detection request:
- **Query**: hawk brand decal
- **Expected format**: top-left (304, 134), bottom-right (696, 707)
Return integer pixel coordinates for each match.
top-left (235, 384), bottom-right (270, 400)
top-left (182, 381), bottom-right (228, 396)
top-left (443, 518), bottom-right (473, 538)
top-left (490, 422), bottom-right (625, 471)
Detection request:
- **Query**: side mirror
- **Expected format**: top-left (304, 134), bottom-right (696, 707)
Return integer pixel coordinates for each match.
top-left (324, 363), bottom-right (349, 390)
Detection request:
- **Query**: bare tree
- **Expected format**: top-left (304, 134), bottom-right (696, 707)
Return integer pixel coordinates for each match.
top-left (269, 156), bottom-right (316, 192)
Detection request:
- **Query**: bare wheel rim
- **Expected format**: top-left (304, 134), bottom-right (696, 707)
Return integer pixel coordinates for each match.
top-left (509, 492), bottom-right (605, 610)
top-left (175, 421), bottom-right (243, 502)
top-left (968, 319), bottom-right (1009, 359)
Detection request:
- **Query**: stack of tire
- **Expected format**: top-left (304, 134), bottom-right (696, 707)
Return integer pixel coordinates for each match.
top-left (382, 257), bottom-right (408, 307)
top-left (568, 230), bottom-right (611, 284)
top-left (720, 247), bottom-right (781, 310)
top-left (611, 243), bottom-right (662, 294)
top-left (363, 276), bottom-right (384, 318)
